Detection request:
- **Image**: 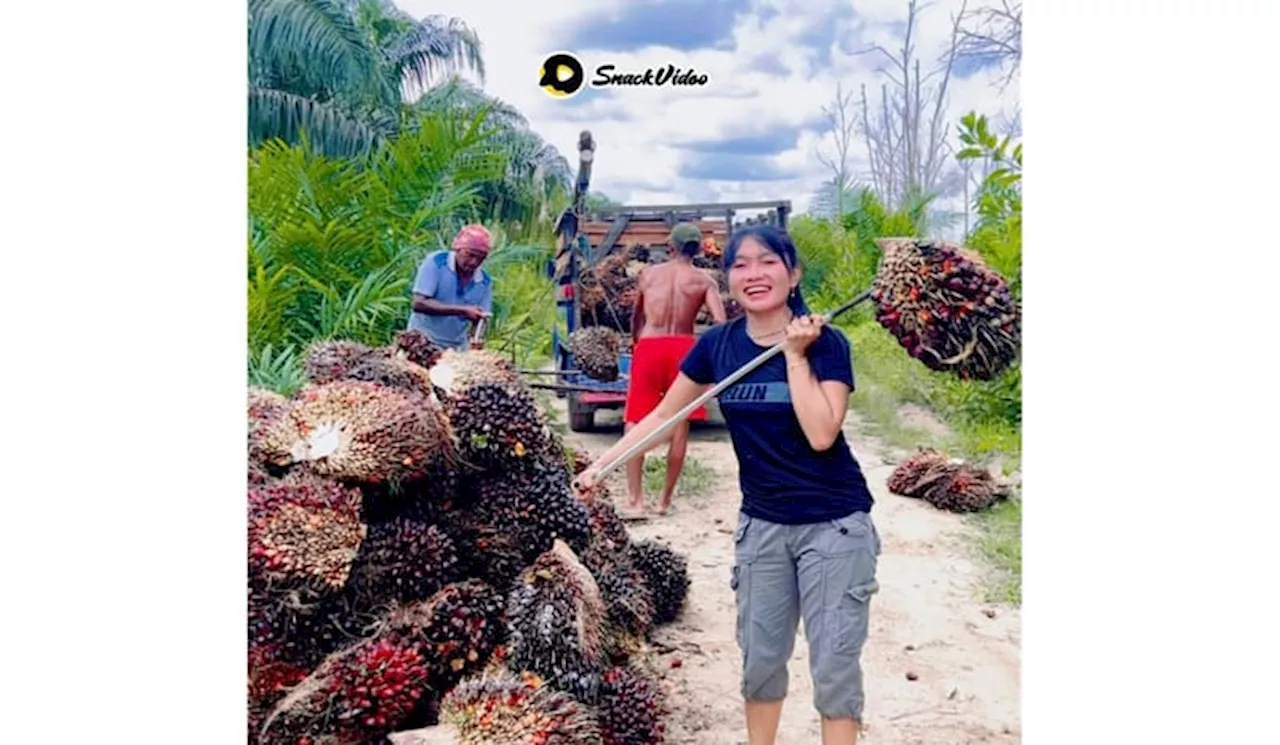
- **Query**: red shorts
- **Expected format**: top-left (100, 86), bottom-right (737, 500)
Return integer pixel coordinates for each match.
top-left (624, 335), bottom-right (707, 424)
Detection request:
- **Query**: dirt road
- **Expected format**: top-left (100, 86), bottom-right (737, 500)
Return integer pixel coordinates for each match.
top-left (565, 404), bottom-right (1021, 745)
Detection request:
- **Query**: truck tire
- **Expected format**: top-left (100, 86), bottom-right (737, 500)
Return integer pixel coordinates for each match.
top-left (568, 394), bottom-right (594, 432)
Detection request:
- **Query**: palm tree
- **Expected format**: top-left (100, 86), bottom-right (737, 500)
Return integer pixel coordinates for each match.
top-left (247, 0), bottom-right (484, 157)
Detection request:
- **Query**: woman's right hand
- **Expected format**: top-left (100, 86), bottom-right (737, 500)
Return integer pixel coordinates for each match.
top-left (571, 466), bottom-right (601, 504)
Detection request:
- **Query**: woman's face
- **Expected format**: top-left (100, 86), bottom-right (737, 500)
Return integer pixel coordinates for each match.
top-left (728, 237), bottom-right (797, 314)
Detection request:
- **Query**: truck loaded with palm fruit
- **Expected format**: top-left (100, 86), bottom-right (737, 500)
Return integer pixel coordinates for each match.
top-left (547, 130), bottom-right (793, 431)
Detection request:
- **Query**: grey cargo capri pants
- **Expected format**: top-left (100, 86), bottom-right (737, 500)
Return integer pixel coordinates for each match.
top-left (730, 509), bottom-right (881, 721)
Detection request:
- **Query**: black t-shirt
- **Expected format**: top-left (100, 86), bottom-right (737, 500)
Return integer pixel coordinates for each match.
top-left (679, 318), bottom-right (874, 524)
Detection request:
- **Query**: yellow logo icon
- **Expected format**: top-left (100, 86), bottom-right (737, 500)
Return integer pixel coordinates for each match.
top-left (539, 52), bottom-right (585, 99)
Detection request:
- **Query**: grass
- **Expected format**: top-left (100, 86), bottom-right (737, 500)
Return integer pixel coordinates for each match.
top-left (840, 318), bottom-right (1023, 606)
top-left (641, 455), bottom-right (716, 502)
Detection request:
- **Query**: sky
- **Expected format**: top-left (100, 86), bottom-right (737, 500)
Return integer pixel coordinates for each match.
top-left (396, 0), bottom-right (1019, 225)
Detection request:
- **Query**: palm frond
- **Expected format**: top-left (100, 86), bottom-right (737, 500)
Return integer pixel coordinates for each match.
top-left (249, 86), bottom-right (384, 157)
top-left (248, 343), bottom-right (307, 396)
top-left (390, 15), bottom-right (485, 100)
top-left (249, 0), bottom-right (384, 99)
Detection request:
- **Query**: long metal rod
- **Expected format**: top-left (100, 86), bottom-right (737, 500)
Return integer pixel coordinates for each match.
top-left (585, 289), bottom-right (875, 482)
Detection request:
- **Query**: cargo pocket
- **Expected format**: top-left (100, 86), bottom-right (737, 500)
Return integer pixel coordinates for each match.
top-left (831, 576), bottom-right (879, 655)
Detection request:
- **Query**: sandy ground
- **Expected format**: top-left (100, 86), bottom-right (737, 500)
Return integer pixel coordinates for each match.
top-left (565, 404), bottom-right (1021, 745)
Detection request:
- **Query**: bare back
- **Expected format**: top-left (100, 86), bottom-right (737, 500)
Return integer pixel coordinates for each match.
top-left (634, 259), bottom-right (721, 338)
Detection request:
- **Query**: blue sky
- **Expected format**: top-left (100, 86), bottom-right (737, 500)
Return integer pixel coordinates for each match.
top-left (397, 0), bottom-right (1019, 221)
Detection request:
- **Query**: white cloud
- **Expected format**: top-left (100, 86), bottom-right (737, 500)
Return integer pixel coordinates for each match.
top-left (396, 0), bottom-right (1017, 228)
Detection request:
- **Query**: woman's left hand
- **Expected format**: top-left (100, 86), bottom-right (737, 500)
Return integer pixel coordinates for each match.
top-left (782, 314), bottom-right (824, 357)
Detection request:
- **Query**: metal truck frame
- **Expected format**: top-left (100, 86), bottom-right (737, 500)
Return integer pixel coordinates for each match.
top-left (546, 131), bottom-right (792, 432)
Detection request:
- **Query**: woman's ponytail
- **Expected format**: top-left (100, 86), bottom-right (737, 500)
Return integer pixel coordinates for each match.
top-left (787, 285), bottom-right (811, 316)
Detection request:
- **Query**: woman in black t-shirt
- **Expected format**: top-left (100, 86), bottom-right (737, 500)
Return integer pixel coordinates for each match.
top-left (576, 225), bottom-right (881, 745)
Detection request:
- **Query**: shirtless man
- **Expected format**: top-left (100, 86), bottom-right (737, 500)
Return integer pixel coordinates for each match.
top-left (620, 222), bottom-right (726, 518)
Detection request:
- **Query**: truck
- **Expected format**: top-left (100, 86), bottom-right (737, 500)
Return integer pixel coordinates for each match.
top-left (545, 131), bottom-right (792, 432)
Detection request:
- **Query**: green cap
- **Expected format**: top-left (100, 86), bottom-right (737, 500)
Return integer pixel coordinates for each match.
top-left (668, 222), bottom-right (702, 247)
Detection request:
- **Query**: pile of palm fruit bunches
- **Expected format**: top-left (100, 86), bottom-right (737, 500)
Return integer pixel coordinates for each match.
top-left (576, 241), bottom-right (743, 335)
top-left (886, 447), bottom-right (1012, 513)
top-left (871, 237), bottom-right (1021, 381)
top-left (247, 329), bottom-right (690, 745)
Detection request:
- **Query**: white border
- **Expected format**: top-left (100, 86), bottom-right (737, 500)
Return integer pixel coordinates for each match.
top-left (5, 1), bottom-right (1278, 741)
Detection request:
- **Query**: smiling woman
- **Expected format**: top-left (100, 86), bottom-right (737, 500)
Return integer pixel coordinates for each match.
top-left (576, 224), bottom-right (880, 745)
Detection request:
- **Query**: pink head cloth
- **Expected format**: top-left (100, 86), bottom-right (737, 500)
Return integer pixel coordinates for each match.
top-left (452, 224), bottom-right (493, 253)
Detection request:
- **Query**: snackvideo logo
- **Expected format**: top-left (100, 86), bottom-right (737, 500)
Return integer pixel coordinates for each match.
top-left (538, 51), bottom-right (709, 99)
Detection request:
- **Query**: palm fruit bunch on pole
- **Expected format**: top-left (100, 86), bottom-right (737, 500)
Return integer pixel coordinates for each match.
top-left (504, 541), bottom-right (610, 704)
top-left (871, 237), bottom-right (1021, 381)
top-left (568, 326), bottom-right (623, 382)
top-left (886, 448), bottom-right (950, 497)
top-left (435, 671), bottom-right (604, 744)
top-left (256, 380), bottom-right (454, 487)
top-left (597, 663), bottom-right (667, 745)
top-left (626, 539), bottom-right (690, 626)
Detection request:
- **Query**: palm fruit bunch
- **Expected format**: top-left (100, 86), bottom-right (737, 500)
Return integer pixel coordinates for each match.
top-left (436, 672), bottom-right (603, 744)
top-left (580, 503), bottom-right (654, 653)
top-left (249, 387), bottom-right (291, 464)
top-left (438, 511), bottom-right (528, 591)
top-left (920, 462), bottom-right (1010, 513)
top-left (428, 350), bottom-right (550, 471)
top-left (597, 664), bottom-right (667, 745)
top-left (591, 554), bottom-right (656, 658)
top-left (256, 380), bottom-right (454, 486)
top-left (248, 473), bottom-right (368, 594)
top-left (441, 382), bottom-right (551, 471)
top-left (393, 328), bottom-right (444, 369)
top-left (466, 451), bottom-right (592, 563)
top-left (305, 337), bottom-right (441, 405)
top-left (505, 542), bottom-right (610, 703)
top-left (886, 448), bottom-right (950, 497)
top-left (304, 339), bottom-right (380, 384)
top-left (568, 326), bottom-right (623, 382)
top-left (345, 353), bottom-right (439, 400)
top-left (627, 539), bottom-right (690, 625)
top-left (260, 634), bottom-right (432, 745)
top-left (248, 642), bottom-right (310, 740)
top-left (428, 348), bottom-right (521, 393)
top-left (344, 520), bottom-right (463, 607)
top-left (390, 579), bottom-right (507, 693)
top-left (247, 330), bottom-right (696, 745)
top-left (871, 237), bottom-right (1021, 381)
top-left (577, 252), bottom-right (638, 333)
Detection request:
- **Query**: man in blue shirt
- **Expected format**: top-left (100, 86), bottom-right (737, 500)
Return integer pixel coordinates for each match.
top-left (408, 224), bottom-right (494, 350)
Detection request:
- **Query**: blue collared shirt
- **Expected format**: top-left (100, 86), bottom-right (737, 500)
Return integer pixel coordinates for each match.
top-left (407, 250), bottom-right (493, 349)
